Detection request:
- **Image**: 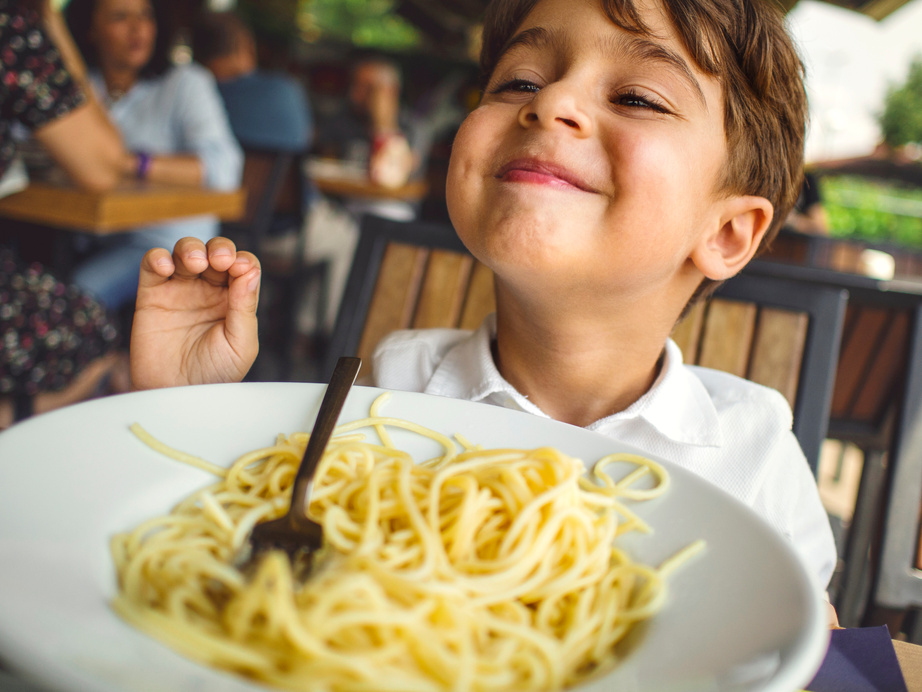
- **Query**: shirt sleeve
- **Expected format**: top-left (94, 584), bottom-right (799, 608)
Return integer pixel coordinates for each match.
top-left (758, 424), bottom-right (837, 593)
top-left (169, 65), bottom-right (242, 190)
top-left (0, 9), bottom-right (86, 132)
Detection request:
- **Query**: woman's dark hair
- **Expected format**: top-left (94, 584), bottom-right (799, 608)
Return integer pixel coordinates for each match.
top-left (64, 0), bottom-right (172, 79)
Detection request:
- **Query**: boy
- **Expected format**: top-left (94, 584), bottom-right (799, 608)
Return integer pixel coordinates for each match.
top-left (129, 0), bottom-right (836, 599)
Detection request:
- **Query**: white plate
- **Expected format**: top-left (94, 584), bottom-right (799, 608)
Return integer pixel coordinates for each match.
top-left (0, 383), bottom-right (828, 692)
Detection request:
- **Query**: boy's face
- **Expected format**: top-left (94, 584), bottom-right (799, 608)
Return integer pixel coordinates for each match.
top-left (447, 0), bottom-right (736, 301)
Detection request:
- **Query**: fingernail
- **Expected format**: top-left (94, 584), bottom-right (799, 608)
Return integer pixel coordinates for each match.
top-left (155, 257), bottom-right (172, 268)
top-left (248, 270), bottom-right (261, 292)
top-left (212, 247), bottom-right (232, 258)
top-left (189, 250), bottom-right (207, 261)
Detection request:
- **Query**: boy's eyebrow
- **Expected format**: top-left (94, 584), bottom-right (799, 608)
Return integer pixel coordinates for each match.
top-left (500, 26), bottom-right (555, 59)
top-left (619, 35), bottom-right (707, 108)
top-left (498, 25), bottom-right (707, 109)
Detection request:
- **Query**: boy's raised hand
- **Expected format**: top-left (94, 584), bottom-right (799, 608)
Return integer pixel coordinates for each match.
top-left (130, 237), bottom-right (260, 391)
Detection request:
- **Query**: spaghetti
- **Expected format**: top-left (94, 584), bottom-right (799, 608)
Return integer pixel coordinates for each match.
top-left (112, 394), bottom-right (701, 691)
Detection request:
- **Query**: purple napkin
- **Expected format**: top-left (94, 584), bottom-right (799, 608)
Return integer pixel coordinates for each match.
top-left (806, 625), bottom-right (908, 692)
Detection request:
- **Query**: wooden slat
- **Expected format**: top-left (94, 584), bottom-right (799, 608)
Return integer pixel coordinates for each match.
top-left (850, 310), bottom-right (909, 422)
top-left (696, 299), bottom-right (757, 377)
top-left (412, 250), bottom-right (474, 329)
top-left (831, 307), bottom-right (893, 420)
top-left (671, 301), bottom-right (706, 363)
top-left (459, 261), bottom-right (496, 330)
top-left (357, 243), bottom-right (427, 363)
top-left (747, 307), bottom-right (808, 410)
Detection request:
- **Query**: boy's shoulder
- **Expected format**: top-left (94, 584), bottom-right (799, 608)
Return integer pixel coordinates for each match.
top-left (685, 363), bottom-right (794, 422)
top-left (372, 326), bottom-right (477, 392)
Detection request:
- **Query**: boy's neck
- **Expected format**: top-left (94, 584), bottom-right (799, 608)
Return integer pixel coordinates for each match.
top-left (492, 290), bottom-right (679, 428)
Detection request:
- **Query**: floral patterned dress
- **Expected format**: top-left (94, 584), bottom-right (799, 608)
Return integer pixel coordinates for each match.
top-left (0, 0), bottom-right (119, 403)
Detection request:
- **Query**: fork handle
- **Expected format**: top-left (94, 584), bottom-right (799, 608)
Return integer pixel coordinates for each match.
top-left (290, 357), bottom-right (362, 521)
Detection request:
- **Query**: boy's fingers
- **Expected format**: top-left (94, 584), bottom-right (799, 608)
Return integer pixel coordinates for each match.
top-left (206, 237), bottom-right (237, 273)
top-left (138, 247), bottom-right (175, 289)
top-left (226, 251), bottom-right (260, 277)
top-left (226, 265), bottom-right (261, 317)
top-left (171, 237), bottom-right (210, 280)
top-left (201, 249), bottom-right (259, 286)
top-left (224, 266), bottom-right (261, 364)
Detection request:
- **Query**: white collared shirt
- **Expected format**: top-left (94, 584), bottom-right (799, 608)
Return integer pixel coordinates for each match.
top-left (372, 314), bottom-right (836, 590)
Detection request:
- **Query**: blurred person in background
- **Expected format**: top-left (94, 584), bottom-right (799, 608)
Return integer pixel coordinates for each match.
top-left (315, 54), bottom-right (416, 197)
top-left (192, 11), bottom-right (312, 153)
top-left (64, 0), bottom-right (242, 312)
top-left (785, 171), bottom-right (829, 235)
top-left (0, 0), bottom-right (130, 428)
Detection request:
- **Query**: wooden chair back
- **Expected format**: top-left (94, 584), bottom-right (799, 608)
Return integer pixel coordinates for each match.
top-left (323, 215), bottom-right (494, 379)
top-left (326, 216), bottom-right (846, 474)
top-left (672, 274), bottom-right (847, 474)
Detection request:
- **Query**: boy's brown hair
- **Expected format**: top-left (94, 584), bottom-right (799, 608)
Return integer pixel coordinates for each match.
top-left (479, 0), bottom-right (808, 306)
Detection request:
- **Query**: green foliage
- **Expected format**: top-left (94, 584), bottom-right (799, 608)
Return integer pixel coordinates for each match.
top-left (879, 56), bottom-right (922, 148)
top-left (302, 0), bottom-right (421, 50)
top-left (822, 176), bottom-right (922, 248)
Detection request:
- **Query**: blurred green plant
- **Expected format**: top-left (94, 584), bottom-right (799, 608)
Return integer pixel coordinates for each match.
top-left (821, 176), bottom-right (922, 248)
top-left (300, 0), bottom-right (421, 50)
top-left (879, 55), bottom-right (922, 148)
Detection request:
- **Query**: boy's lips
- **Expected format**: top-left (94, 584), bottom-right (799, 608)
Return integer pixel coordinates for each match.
top-left (496, 159), bottom-right (597, 193)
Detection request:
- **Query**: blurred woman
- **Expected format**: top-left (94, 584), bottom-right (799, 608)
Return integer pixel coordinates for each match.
top-left (65, 0), bottom-right (242, 311)
top-left (0, 0), bottom-right (130, 427)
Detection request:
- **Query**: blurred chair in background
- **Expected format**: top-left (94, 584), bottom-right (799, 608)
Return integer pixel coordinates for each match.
top-left (194, 11), bottom-right (325, 381)
top-left (219, 146), bottom-right (328, 381)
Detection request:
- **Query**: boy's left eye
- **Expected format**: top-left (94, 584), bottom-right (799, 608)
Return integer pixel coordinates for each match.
top-left (490, 78), bottom-right (542, 94)
top-left (612, 89), bottom-right (670, 114)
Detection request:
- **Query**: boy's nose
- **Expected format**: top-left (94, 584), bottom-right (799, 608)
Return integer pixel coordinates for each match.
top-left (517, 84), bottom-right (593, 137)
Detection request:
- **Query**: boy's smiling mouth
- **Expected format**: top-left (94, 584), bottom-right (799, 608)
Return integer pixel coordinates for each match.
top-left (496, 158), bottom-right (597, 193)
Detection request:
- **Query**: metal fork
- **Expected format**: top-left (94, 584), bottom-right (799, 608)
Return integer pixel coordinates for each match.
top-left (237, 356), bottom-right (361, 578)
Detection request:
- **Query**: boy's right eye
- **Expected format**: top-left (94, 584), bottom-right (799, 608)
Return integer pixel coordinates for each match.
top-left (490, 78), bottom-right (541, 95)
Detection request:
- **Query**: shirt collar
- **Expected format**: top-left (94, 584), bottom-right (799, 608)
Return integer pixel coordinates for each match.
top-left (423, 316), bottom-right (723, 447)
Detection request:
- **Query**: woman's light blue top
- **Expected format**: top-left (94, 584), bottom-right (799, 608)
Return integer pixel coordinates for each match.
top-left (72, 64), bottom-right (242, 310)
top-left (90, 63), bottom-right (242, 191)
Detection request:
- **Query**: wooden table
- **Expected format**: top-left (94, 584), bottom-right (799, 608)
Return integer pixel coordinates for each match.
top-left (312, 176), bottom-right (428, 202)
top-left (0, 181), bottom-right (246, 234)
top-left (306, 158), bottom-right (428, 203)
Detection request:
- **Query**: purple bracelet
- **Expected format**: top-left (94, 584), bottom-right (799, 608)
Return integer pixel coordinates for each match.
top-left (135, 152), bottom-right (152, 180)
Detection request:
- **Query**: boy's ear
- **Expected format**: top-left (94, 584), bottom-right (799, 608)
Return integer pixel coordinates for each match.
top-left (691, 195), bottom-right (774, 281)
